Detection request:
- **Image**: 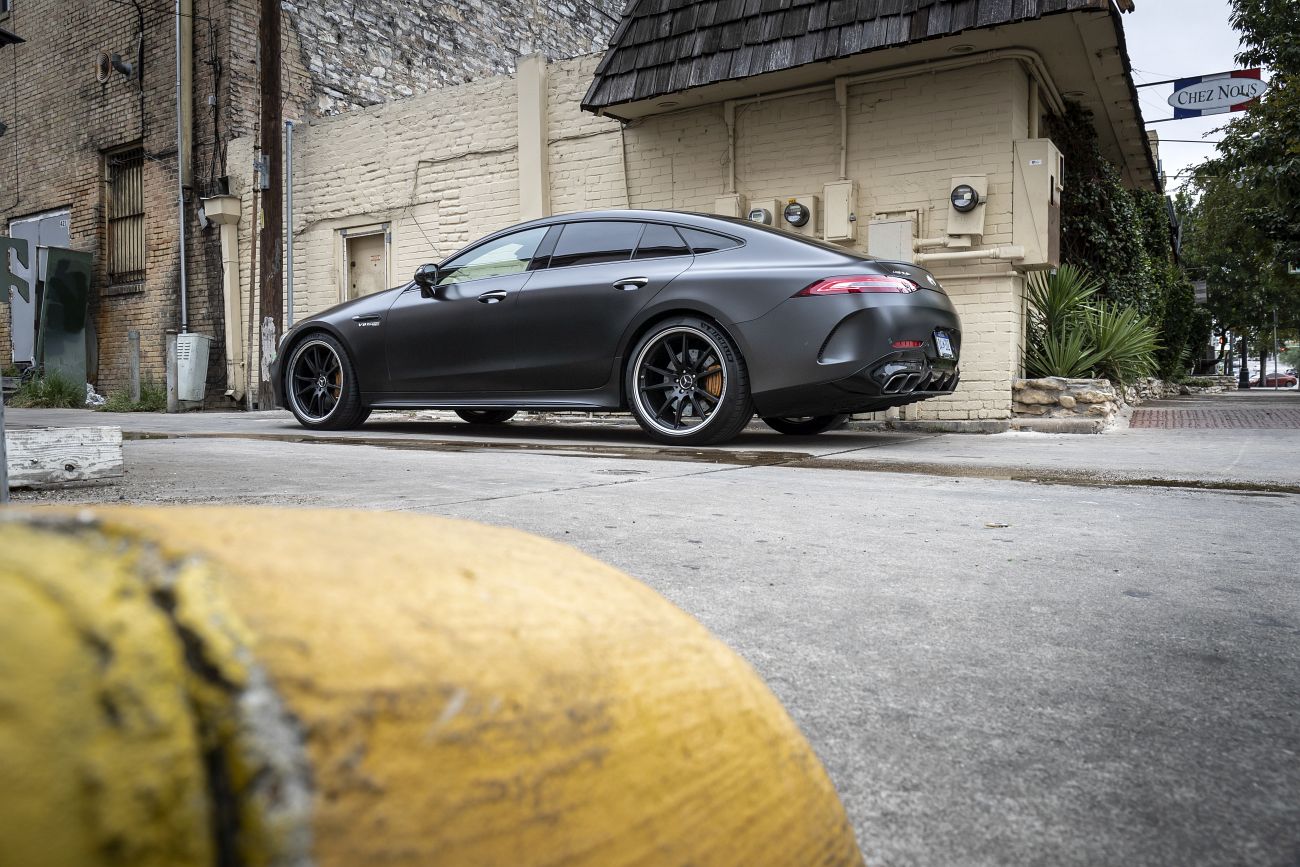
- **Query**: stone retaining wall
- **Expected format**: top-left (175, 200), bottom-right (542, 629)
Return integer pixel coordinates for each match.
top-left (1013, 375), bottom-right (1241, 433)
top-left (1012, 378), bottom-right (1122, 432)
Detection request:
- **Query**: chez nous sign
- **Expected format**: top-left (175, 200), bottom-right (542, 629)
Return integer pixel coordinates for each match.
top-left (1167, 68), bottom-right (1266, 119)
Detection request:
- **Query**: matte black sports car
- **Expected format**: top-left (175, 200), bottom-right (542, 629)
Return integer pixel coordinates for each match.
top-left (273, 210), bottom-right (961, 445)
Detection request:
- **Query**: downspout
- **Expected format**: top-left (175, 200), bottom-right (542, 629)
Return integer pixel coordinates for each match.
top-left (174, 0), bottom-right (192, 331)
top-left (199, 195), bottom-right (245, 401)
top-left (835, 77), bottom-right (848, 180)
top-left (723, 101), bottom-right (736, 194)
top-left (285, 120), bottom-right (294, 329)
top-left (1028, 80), bottom-right (1041, 138)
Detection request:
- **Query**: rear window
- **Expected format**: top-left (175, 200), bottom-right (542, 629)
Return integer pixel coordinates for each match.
top-left (678, 227), bottom-right (741, 254)
top-left (634, 224), bottom-right (691, 260)
top-left (549, 221), bottom-right (644, 268)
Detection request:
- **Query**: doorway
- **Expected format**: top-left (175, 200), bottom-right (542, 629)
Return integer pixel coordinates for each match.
top-left (343, 228), bottom-right (389, 301)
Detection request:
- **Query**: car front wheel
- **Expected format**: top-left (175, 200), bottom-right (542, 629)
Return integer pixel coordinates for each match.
top-left (626, 317), bottom-right (752, 446)
top-left (284, 333), bottom-right (370, 430)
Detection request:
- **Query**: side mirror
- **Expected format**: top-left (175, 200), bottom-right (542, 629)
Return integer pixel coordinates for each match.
top-left (414, 263), bottom-right (440, 298)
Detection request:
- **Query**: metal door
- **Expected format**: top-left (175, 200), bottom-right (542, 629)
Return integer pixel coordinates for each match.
top-left (346, 232), bottom-right (388, 300)
top-left (7, 210), bottom-right (70, 365)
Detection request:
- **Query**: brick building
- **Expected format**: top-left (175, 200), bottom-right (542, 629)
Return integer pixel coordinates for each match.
top-left (226, 0), bottom-right (1157, 426)
top-left (0, 0), bottom-right (620, 401)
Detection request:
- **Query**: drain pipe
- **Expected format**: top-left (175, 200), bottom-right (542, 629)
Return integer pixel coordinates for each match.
top-left (723, 101), bottom-right (736, 194)
top-left (914, 245), bottom-right (1025, 266)
top-left (835, 78), bottom-right (848, 180)
top-left (285, 120), bottom-right (295, 328)
top-left (174, 0), bottom-right (188, 332)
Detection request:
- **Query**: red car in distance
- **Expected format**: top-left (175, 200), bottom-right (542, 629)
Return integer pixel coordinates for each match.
top-left (1250, 373), bottom-right (1298, 387)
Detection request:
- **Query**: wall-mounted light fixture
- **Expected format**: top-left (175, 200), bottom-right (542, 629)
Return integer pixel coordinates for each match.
top-left (95, 50), bottom-right (136, 83)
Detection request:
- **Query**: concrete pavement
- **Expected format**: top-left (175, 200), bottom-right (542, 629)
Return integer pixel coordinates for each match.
top-left (4, 391), bottom-right (1299, 866)
top-left (8, 388), bottom-right (1300, 490)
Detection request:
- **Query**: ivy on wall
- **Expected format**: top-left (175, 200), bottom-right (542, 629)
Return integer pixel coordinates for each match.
top-left (1045, 103), bottom-right (1204, 378)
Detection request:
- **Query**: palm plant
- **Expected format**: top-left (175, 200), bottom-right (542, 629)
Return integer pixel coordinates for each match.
top-left (1088, 302), bottom-right (1160, 384)
top-left (1023, 265), bottom-right (1160, 385)
top-left (1025, 264), bottom-right (1100, 336)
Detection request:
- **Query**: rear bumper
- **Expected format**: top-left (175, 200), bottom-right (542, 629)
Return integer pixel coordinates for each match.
top-left (736, 290), bottom-right (962, 417)
top-left (752, 351), bottom-right (960, 417)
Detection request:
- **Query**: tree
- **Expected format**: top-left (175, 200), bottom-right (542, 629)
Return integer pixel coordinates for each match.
top-left (1178, 0), bottom-right (1300, 372)
top-left (1045, 104), bottom-right (1202, 377)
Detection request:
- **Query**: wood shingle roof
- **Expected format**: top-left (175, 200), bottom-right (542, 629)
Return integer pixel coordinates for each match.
top-left (583, 0), bottom-right (1108, 112)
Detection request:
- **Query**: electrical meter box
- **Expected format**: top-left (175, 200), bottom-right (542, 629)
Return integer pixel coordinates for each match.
top-left (745, 199), bottom-right (780, 226)
top-left (945, 174), bottom-right (988, 241)
top-left (867, 215), bottom-right (916, 264)
top-left (1013, 138), bottom-right (1064, 269)
top-left (822, 180), bottom-right (858, 242)
top-left (176, 332), bottom-right (212, 402)
top-left (780, 195), bottom-right (819, 236)
top-left (713, 194), bottom-right (746, 219)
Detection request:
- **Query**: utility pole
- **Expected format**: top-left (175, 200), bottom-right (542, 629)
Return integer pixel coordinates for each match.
top-left (256, 0), bottom-right (284, 409)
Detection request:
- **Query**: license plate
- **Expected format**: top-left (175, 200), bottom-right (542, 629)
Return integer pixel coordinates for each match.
top-left (935, 332), bottom-right (954, 359)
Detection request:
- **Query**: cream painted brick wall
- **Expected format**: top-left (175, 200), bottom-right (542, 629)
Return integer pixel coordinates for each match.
top-left (237, 53), bottom-right (1036, 419)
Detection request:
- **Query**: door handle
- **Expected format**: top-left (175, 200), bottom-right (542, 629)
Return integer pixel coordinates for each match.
top-left (613, 277), bottom-right (649, 291)
top-left (477, 289), bottom-right (508, 304)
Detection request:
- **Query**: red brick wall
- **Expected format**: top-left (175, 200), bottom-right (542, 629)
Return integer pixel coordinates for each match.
top-left (0, 0), bottom-right (618, 403)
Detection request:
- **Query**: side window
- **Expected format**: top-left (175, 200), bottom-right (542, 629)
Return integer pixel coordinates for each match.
top-left (437, 227), bottom-right (548, 285)
top-left (679, 227), bottom-right (742, 254)
top-left (633, 224), bottom-right (691, 260)
top-left (548, 221), bottom-right (644, 269)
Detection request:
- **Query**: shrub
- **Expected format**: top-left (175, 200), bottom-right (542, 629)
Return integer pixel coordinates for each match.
top-left (101, 377), bottom-right (168, 412)
top-left (7, 370), bottom-right (86, 408)
top-left (1023, 265), bottom-right (1160, 386)
top-left (1087, 302), bottom-right (1161, 384)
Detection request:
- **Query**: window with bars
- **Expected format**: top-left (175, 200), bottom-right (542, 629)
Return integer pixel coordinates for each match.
top-left (107, 148), bottom-right (145, 284)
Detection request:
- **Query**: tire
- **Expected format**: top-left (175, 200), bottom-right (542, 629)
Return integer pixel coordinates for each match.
top-left (762, 414), bottom-right (849, 435)
top-left (455, 409), bottom-right (517, 424)
top-left (625, 316), bottom-right (752, 446)
top-left (283, 332), bottom-right (370, 430)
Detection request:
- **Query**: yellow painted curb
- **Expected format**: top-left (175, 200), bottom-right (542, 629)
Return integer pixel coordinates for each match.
top-left (0, 506), bottom-right (865, 867)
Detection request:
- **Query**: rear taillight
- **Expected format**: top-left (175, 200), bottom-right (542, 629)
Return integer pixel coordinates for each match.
top-left (891, 340), bottom-right (924, 349)
top-left (795, 275), bottom-right (920, 296)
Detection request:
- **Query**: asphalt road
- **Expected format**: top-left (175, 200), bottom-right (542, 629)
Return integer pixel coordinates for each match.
top-left (7, 395), bottom-right (1299, 866)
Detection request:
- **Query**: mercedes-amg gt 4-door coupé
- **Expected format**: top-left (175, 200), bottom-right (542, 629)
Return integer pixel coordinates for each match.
top-left (273, 210), bottom-right (962, 445)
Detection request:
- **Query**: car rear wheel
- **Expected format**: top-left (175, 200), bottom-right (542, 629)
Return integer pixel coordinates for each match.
top-left (762, 414), bottom-right (849, 435)
top-left (284, 333), bottom-right (370, 430)
top-left (455, 409), bottom-right (517, 424)
top-left (626, 317), bottom-right (752, 446)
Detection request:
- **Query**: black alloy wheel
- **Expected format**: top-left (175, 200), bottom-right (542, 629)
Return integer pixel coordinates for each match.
top-left (762, 414), bottom-right (850, 435)
top-left (455, 409), bottom-right (517, 424)
top-left (626, 317), bottom-right (752, 446)
top-left (284, 333), bottom-right (370, 430)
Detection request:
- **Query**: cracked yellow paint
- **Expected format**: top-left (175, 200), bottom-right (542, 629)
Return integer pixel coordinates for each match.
top-left (1, 507), bottom-right (865, 867)
top-left (0, 522), bottom-right (214, 867)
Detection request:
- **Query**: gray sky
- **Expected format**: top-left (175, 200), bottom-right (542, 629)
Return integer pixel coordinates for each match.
top-left (1120, 0), bottom-right (1245, 191)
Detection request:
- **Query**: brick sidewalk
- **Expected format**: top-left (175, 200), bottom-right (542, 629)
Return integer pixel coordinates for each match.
top-left (1131, 408), bottom-right (1300, 429)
